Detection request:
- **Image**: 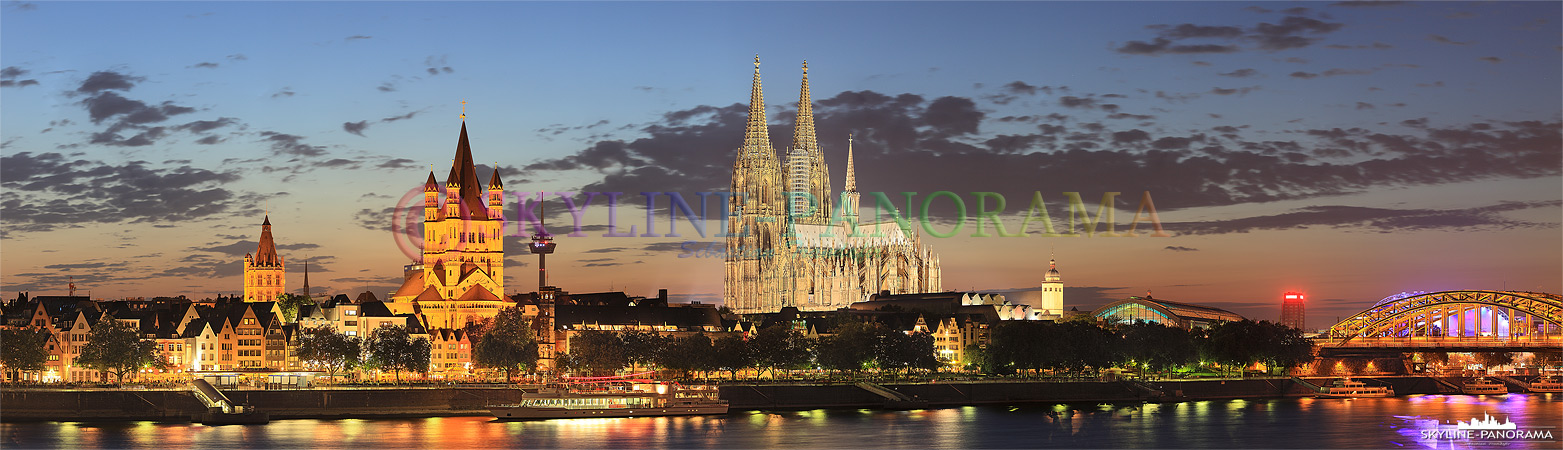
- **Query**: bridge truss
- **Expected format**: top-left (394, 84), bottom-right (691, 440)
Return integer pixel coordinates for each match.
top-left (1323, 290), bottom-right (1563, 349)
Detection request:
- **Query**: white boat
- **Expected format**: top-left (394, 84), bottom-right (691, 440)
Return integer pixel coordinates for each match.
top-left (1527, 376), bottom-right (1562, 393)
top-left (1316, 378), bottom-right (1394, 398)
top-left (1462, 377), bottom-right (1507, 395)
top-left (489, 374), bottom-right (728, 420)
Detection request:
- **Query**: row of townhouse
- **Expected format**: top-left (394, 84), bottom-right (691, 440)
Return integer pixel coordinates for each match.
top-left (1, 296), bottom-right (307, 381)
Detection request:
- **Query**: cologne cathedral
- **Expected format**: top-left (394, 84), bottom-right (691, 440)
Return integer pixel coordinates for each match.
top-left (725, 57), bottom-right (942, 314)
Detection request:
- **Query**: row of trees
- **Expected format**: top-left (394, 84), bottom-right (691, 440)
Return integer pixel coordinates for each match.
top-left (1, 321), bottom-right (170, 384)
top-left (554, 321), bottom-right (939, 378)
top-left (981, 319), bottom-right (1315, 376)
top-left (296, 325), bottom-right (433, 383)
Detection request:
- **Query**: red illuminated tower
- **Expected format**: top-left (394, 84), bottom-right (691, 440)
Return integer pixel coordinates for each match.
top-left (1281, 292), bottom-right (1306, 331)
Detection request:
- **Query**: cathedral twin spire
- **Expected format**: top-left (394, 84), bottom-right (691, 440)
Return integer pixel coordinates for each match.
top-left (742, 56), bottom-right (843, 225)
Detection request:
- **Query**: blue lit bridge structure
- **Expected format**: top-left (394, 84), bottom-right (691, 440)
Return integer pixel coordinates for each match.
top-left (1320, 290), bottom-right (1563, 356)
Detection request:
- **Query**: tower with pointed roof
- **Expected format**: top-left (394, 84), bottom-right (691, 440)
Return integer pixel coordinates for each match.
top-left (390, 113), bottom-right (507, 329)
top-left (1040, 255), bottom-right (1064, 317)
top-left (726, 57), bottom-right (941, 314)
top-left (785, 60), bottom-right (832, 224)
top-left (243, 215), bottom-right (286, 302)
top-left (726, 55), bottom-right (792, 313)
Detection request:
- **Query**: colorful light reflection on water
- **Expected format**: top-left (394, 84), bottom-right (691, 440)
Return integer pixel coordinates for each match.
top-left (3, 395), bottom-right (1558, 449)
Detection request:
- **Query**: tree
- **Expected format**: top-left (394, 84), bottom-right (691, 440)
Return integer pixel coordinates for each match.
top-left (711, 335), bottom-right (755, 379)
top-left (879, 330), bottom-right (940, 373)
top-left (659, 333), bottom-right (715, 378)
top-left (815, 322), bottom-right (879, 373)
top-left (366, 325), bottom-right (430, 383)
top-left (569, 330), bottom-right (628, 376)
top-left (296, 326), bottom-right (361, 382)
top-left (1120, 321), bottom-right (1197, 375)
top-left (1, 328), bottom-right (51, 382)
top-left (276, 293), bottom-right (315, 324)
top-left (751, 325), bottom-right (810, 377)
top-left (473, 307), bottom-right (539, 381)
top-left (622, 331), bottom-right (670, 372)
top-left (74, 321), bottom-right (168, 384)
top-left (1473, 352), bottom-right (1515, 370)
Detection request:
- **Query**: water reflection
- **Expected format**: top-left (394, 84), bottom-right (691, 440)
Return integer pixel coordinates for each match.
top-left (4, 396), bottom-right (1558, 449)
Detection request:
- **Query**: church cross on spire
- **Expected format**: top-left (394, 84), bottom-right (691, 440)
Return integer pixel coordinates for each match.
top-left (460, 100), bottom-right (467, 120)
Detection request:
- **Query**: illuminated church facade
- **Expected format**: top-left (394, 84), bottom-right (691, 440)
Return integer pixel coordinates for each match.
top-left (725, 58), bottom-right (942, 314)
top-left (390, 120), bottom-right (508, 329)
top-left (242, 216), bottom-right (285, 302)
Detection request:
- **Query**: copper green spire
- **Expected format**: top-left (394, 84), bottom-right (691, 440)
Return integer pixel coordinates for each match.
top-left (742, 55), bottom-right (772, 156)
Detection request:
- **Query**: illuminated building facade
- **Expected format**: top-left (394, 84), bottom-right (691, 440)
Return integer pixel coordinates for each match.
top-left (1281, 291), bottom-right (1306, 331)
top-left (1091, 295), bottom-right (1245, 329)
top-left (242, 216), bottom-right (285, 302)
top-left (391, 119), bottom-right (507, 329)
top-left (725, 57), bottom-right (942, 314)
top-left (1039, 257), bottom-right (1064, 317)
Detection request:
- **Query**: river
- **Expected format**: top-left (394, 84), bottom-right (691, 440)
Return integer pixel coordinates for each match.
top-left (4, 394), bottom-right (1558, 449)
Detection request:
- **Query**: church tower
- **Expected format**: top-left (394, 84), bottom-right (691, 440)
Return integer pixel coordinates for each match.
top-left (785, 61), bottom-right (832, 224)
top-left (393, 112), bottom-right (507, 329)
top-left (243, 216), bottom-right (286, 302)
top-left (839, 134), bottom-right (860, 224)
top-left (726, 56), bottom-right (790, 314)
top-left (1040, 255), bottom-right (1064, 317)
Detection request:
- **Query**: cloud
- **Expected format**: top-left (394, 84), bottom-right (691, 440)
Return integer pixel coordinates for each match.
top-left (1427, 35), bottom-right (1471, 46)
top-left (190, 62), bottom-right (219, 69)
top-left (1164, 246), bottom-right (1200, 252)
top-left (1330, 1), bottom-right (1406, 7)
top-left (517, 88), bottom-right (1561, 221)
top-left (1479, 56), bottom-right (1502, 64)
top-left (272, 87), bottom-right (295, 98)
top-left (1164, 201), bottom-right (1560, 236)
top-left (1, 152), bottom-right (264, 234)
top-left (76, 71), bottom-right (140, 93)
top-left (1116, 15), bottom-right (1345, 55)
top-left (342, 111), bottom-right (421, 137)
top-left (227, 54), bottom-right (248, 61)
top-left (1115, 38), bottom-right (1240, 55)
top-left (0, 66), bottom-right (39, 88)
top-left (346, 35), bottom-right (372, 41)
top-left (1209, 86), bottom-right (1259, 95)
top-left (1218, 68), bottom-right (1259, 78)
top-left (344, 121), bottom-right (369, 136)
top-left (259, 131), bottom-right (327, 157)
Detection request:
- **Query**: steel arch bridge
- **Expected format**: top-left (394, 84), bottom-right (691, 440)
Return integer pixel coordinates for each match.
top-left (1322, 290), bottom-right (1563, 353)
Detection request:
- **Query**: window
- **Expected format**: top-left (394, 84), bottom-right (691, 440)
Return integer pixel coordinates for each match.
top-left (346, 310), bottom-right (357, 316)
top-left (48, 355), bottom-right (59, 361)
top-left (243, 318), bottom-right (256, 325)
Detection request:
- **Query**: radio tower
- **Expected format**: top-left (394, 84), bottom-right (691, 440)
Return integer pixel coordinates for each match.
top-left (530, 195), bottom-right (560, 377)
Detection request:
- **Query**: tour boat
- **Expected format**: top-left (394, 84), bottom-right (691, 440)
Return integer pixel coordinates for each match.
top-left (1316, 378), bottom-right (1394, 398)
top-left (489, 373), bottom-right (728, 420)
top-left (1527, 376), bottom-right (1562, 393)
top-left (1461, 377), bottom-right (1507, 395)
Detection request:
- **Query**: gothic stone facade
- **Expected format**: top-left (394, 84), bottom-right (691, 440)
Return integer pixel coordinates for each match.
top-left (725, 58), bottom-right (942, 314)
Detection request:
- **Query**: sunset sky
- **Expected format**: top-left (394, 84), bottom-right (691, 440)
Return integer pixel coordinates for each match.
top-left (3, 1), bottom-right (1559, 329)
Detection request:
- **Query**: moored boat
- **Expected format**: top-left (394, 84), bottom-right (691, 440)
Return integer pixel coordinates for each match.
top-left (489, 373), bottom-right (728, 420)
top-left (1316, 378), bottom-right (1394, 398)
top-left (1527, 376), bottom-right (1562, 393)
top-left (1461, 377), bottom-right (1507, 395)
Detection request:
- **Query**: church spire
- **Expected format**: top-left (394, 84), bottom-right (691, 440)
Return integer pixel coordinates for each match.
top-left (742, 55), bottom-right (772, 155)
top-left (844, 134), bottom-right (857, 193)
top-left (255, 215), bottom-right (280, 266)
top-left (791, 60), bottom-right (818, 161)
top-left (302, 258), bottom-right (311, 299)
top-left (449, 121), bottom-right (487, 218)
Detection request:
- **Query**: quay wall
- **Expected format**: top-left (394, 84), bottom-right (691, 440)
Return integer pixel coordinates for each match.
top-left (0, 377), bottom-right (1459, 422)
